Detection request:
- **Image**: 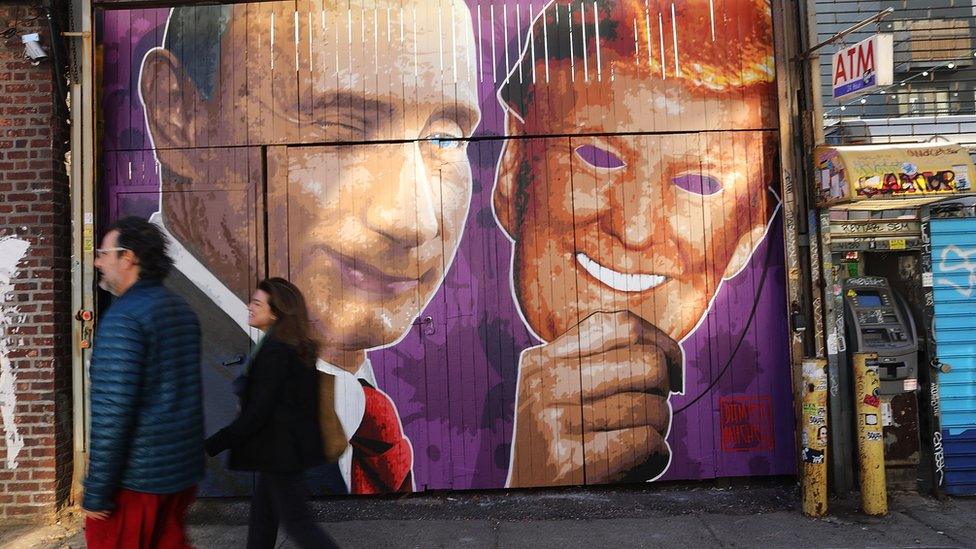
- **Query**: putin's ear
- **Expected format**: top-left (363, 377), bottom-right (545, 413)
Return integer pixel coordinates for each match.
top-left (140, 47), bottom-right (203, 176)
top-left (492, 113), bottom-right (524, 239)
top-left (723, 223), bottom-right (768, 279)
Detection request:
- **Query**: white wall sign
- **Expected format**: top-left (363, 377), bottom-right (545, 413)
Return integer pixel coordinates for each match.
top-left (832, 34), bottom-right (894, 101)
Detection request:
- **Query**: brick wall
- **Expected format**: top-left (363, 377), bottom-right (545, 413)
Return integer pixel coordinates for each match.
top-left (0, 1), bottom-right (73, 522)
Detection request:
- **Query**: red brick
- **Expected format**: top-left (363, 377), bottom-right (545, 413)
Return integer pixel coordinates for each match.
top-left (30, 469), bottom-right (56, 481)
top-left (6, 505), bottom-right (47, 516)
top-left (8, 482), bottom-right (41, 492)
top-left (0, 1), bottom-right (73, 522)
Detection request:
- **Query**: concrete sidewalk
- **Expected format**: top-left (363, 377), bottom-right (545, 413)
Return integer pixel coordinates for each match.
top-left (25, 482), bottom-right (976, 548)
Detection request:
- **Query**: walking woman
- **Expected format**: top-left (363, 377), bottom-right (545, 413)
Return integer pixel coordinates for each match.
top-left (205, 278), bottom-right (339, 549)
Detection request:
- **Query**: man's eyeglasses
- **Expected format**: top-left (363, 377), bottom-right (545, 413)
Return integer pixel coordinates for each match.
top-left (95, 247), bottom-right (128, 258)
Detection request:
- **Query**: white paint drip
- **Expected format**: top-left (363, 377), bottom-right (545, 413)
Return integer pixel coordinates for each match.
top-left (0, 237), bottom-right (29, 469)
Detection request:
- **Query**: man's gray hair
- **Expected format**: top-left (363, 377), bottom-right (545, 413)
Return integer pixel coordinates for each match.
top-left (163, 6), bottom-right (232, 101)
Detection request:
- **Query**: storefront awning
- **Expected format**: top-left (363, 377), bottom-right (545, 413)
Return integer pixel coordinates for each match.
top-left (813, 142), bottom-right (976, 208)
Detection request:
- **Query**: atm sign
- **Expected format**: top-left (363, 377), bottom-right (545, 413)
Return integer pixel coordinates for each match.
top-left (832, 34), bottom-right (894, 101)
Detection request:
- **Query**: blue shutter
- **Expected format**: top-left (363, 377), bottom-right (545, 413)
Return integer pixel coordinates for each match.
top-left (931, 217), bottom-right (976, 495)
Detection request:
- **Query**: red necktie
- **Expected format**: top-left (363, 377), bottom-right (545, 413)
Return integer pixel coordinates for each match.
top-left (350, 380), bottom-right (414, 494)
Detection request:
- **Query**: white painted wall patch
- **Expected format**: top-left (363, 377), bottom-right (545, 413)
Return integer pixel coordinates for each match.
top-left (0, 237), bottom-right (30, 469)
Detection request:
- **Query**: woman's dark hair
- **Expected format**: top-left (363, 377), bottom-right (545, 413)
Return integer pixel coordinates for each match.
top-left (258, 277), bottom-right (320, 366)
top-left (107, 216), bottom-right (173, 281)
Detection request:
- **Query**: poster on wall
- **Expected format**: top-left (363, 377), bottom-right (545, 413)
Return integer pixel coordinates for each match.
top-left (98, 0), bottom-right (795, 496)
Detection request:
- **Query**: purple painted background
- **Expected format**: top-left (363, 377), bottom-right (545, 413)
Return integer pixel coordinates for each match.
top-left (98, 3), bottom-right (795, 492)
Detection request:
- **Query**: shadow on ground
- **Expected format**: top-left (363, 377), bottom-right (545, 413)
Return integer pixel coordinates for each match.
top-left (15, 478), bottom-right (976, 549)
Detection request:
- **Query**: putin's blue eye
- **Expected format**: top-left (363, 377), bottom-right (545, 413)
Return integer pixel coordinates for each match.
top-left (672, 173), bottom-right (723, 195)
top-left (427, 134), bottom-right (464, 149)
top-left (575, 144), bottom-right (626, 170)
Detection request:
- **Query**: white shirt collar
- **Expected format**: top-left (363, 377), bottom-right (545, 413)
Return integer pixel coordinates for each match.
top-left (317, 357), bottom-right (376, 385)
top-left (150, 212), bottom-right (261, 342)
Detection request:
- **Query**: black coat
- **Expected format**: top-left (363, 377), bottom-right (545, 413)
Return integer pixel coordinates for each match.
top-left (205, 335), bottom-right (326, 473)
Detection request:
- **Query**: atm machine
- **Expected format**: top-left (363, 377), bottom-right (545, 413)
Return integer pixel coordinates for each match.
top-left (843, 277), bottom-right (919, 393)
top-left (842, 276), bottom-right (922, 488)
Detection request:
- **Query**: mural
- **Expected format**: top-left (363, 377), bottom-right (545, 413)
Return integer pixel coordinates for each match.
top-left (98, 0), bottom-right (795, 496)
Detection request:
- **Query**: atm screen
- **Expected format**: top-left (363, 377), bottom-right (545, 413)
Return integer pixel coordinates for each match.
top-left (857, 291), bottom-right (883, 307)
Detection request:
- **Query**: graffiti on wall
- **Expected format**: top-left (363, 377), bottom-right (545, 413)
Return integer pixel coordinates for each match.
top-left (815, 143), bottom-right (975, 204)
top-left (0, 237), bottom-right (29, 469)
top-left (99, 0), bottom-right (795, 495)
top-left (931, 218), bottom-right (976, 494)
top-left (937, 245), bottom-right (976, 298)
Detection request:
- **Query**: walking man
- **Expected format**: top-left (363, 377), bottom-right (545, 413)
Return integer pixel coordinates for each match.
top-left (83, 216), bottom-right (205, 548)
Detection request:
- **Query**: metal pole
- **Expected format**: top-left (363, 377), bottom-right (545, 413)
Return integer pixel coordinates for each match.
top-left (800, 359), bottom-right (829, 516)
top-left (802, 0), bottom-right (827, 358)
top-left (853, 352), bottom-right (887, 516)
top-left (771, 0), bottom-right (806, 365)
top-left (797, 7), bottom-right (894, 59)
top-left (918, 207), bottom-right (947, 498)
top-left (67, 0), bottom-right (96, 504)
top-left (771, 0), bottom-right (822, 515)
top-left (803, 0), bottom-right (828, 365)
top-left (803, 1), bottom-right (856, 493)
top-left (821, 212), bottom-right (856, 494)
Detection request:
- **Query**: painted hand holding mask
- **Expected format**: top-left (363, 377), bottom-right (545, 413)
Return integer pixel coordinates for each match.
top-left (494, 0), bottom-right (785, 486)
top-left (99, 0), bottom-right (795, 495)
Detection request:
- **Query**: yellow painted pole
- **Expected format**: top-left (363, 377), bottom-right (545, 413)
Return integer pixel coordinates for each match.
top-left (853, 352), bottom-right (887, 516)
top-left (800, 360), bottom-right (829, 517)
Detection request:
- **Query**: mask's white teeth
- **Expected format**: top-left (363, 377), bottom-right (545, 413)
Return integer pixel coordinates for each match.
top-left (576, 253), bottom-right (666, 292)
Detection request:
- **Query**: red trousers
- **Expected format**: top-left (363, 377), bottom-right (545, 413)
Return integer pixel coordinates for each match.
top-left (85, 485), bottom-right (197, 549)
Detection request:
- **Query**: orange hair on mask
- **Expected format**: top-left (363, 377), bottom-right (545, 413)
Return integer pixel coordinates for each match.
top-left (499, 0), bottom-right (775, 115)
top-left (625, 0), bottom-right (775, 91)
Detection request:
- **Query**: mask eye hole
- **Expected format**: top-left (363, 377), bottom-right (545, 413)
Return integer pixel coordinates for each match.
top-left (673, 173), bottom-right (724, 196)
top-left (574, 144), bottom-right (626, 170)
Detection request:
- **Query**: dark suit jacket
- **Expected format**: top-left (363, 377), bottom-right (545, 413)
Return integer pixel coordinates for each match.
top-left (205, 335), bottom-right (327, 473)
top-left (165, 269), bottom-right (253, 495)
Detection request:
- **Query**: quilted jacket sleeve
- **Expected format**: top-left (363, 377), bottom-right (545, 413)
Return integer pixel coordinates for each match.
top-left (82, 310), bottom-right (146, 511)
top-left (204, 341), bottom-right (290, 456)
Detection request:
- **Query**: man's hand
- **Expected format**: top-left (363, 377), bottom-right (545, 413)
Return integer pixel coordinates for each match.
top-left (508, 311), bottom-right (681, 487)
top-left (83, 508), bottom-right (111, 521)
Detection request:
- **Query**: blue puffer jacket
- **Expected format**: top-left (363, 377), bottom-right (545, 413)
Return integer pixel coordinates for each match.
top-left (83, 279), bottom-right (205, 511)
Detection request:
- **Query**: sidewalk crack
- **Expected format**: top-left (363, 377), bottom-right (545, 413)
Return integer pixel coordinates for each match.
top-left (698, 513), bottom-right (727, 548)
top-left (899, 506), bottom-right (969, 547)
